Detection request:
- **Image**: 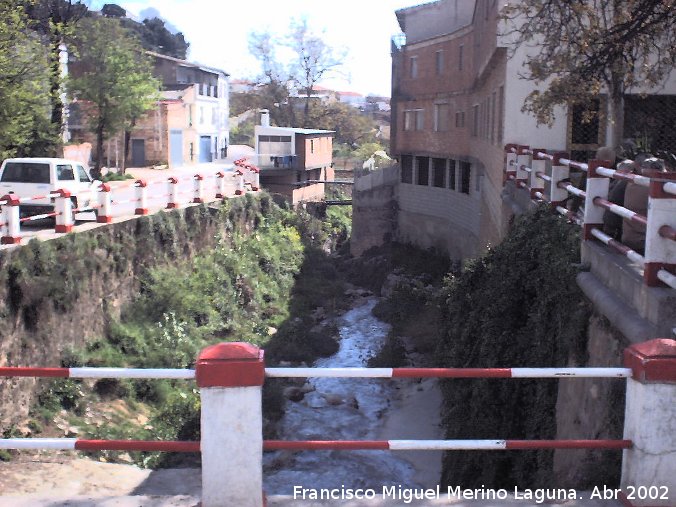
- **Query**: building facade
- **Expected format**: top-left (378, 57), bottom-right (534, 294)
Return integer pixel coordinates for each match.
top-left (254, 110), bottom-right (334, 204)
top-left (391, 0), bottom-right (676, 260)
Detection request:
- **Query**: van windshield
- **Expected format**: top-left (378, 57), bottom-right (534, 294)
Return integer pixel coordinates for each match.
top-left (0, 162), bottom-right (50, 183)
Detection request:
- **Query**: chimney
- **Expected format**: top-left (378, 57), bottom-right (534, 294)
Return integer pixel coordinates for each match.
top-left (260, 109), bottom-right (270, 127)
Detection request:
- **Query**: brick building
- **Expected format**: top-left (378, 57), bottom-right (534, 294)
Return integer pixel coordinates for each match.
top-left (253, 110), bottom-right (334, 204)
top-left (391, 0), bottom-right (676, 260)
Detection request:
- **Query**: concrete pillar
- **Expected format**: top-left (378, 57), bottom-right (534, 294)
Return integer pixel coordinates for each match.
top-left (166, 177), bottom-right (179, 209)
top-left (252, 168), bottom-right (260, 192)
top-left (235, 170), bottom-right (244, 196)
top-left (193, 174), bottom-right (204, 204)
top-left (549, 152), bottom-right (570, 205)
top-left (196, 342), bottom-right (265, 507)
top-left (643, 172), bottom-right (676, 287)
top-left (135, 180), bottom-right (149, 215)
top-left (504, 144), bottom-right (518, 182)
top-left (530, 148), bottom-right (547, 199)
top-left (582, 160), bottom-right (611, 240)
top-left (621, 338), bottom-right (676, 507)
top-left (0, 194), bottom-right (21, 244)
top-left (97, 183), bottom-right (113, 223)
top-left (215, 172), bottom-right (226, 199)
top-left (54, 189), bottom-right (74, 233)
top-left (515, 146), bottom-right (530, 186)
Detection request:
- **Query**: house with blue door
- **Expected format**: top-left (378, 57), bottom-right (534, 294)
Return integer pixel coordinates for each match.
top-left (67, 52), bottom-right (230, 169)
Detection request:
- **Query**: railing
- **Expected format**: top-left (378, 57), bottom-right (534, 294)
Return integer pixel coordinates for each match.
top-left (0, 166), bottom-right (261, 246)
top-left (504, 144), bottom-right (676, 289)
top-left (1, 340), bottom-right (674, 506)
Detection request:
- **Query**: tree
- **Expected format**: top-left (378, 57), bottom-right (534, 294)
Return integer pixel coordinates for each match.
top-left (69, 18), bottom-right (160, 174)
top-left (0, 0), bottom-right (55, 159)
top-left (502, 0), bottom-right (676, 148)
top-left (122, 16), bottom-right (190, 59)
top-left (287, 18), bottom-right (345, 127)
top-left (25, 0), bottom-right (88, 145)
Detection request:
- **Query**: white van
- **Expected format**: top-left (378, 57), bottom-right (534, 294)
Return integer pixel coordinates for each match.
top-left (0, 158), bottom-right (101, 218)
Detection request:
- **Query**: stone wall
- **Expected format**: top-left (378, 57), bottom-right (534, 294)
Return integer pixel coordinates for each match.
top-left (0, 198), bottom-right (262, 427)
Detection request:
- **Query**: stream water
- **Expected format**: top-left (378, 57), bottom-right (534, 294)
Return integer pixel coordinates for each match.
top-left (263, 298), bottom-right (420, 494)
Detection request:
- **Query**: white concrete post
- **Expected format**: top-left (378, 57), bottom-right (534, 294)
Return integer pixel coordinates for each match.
top-left (0, 194), bottom-right (21, 245)
top-left (196, 342), bottom-right (265, 507)
top-left (135, 180), bottom-right (149, 215)
top-left (643, 172), bottom-right (676, 287)
top-left (516, 147), bottom-right (530, 186)
top-left (193, 174), bottom-right (204, 203)
top-left (235, 170), bottom-right (245, 196)
top-left (504, 144), bottom-right (518, 182)
top-left (550, 153), bottom-right (570, 205)
top-left (97, 183), bottom-right (113, 223)
top-left (166, 177), bottom-right (179, 209)
top-left (252, 168), bottom-right (260, 192)
top-left (215, 172), bottom-right (226, 199)
top-left (583, 160), bottom-right (611, 240)
top-left (622, 339), bottom-right (676, 506)
top-left (530, 149), bottom-right (547, 199)
top-left (54, 189), bottom-right (74, 234)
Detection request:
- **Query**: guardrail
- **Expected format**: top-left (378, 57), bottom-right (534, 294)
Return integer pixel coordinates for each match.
top-left (504, 145), bottom-right (676, 289)
top-left (0, 166), bottom-right (261, 245)
top-left (1, 339), bottom-right (674, 506)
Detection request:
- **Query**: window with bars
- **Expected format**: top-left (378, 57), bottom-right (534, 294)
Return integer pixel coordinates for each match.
top-left (455, 111), bottom-right (465, 128)
top-left (434, 104), bottom-right (449, 132)
top-left (417, 156), bottom-right (430, 186)
top-left (433, 158), bottom-right (446, 188)
top-left (401, 155), bottom-right (413, 183)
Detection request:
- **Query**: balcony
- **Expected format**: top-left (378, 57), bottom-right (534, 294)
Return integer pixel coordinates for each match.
top-left (253, 154), bottom-right (298, 170)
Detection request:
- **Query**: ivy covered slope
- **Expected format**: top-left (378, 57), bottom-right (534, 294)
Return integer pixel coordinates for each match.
top-left (437, 206), bottom-right (592, 488)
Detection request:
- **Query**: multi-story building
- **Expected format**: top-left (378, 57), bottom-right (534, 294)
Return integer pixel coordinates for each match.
top-left (391, 0), bottom-right (676, 260)
top-left (69, 51), bottom-right (230, 169)
top-left (253, 110), bottom-right (334, 204)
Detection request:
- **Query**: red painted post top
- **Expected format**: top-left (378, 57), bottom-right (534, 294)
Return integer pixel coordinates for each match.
top-left (624, 338), bottom-right (676, 383)
top-left (195, 342), bottom-right (265, 388)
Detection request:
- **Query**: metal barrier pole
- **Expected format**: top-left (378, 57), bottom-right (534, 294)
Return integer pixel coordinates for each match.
top-left (621, 339), bottom-right (676, 506)
top-left (643, 172), bottom-right (676, 287)
top-left (582, 160), bottom-right (611, 240)
top-left (54, 189), bottom-right (74, 233)
top-left (196, 342), bottom-right (265, 507)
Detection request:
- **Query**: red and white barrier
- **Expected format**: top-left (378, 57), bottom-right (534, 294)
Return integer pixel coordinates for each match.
top-left (1, 194), bottom-right (21, 244)
top-left (644, 172), bottom-right (676, 288)
top-left (135, 179), bottom-right (149, 215)
top-left (166, 177), bottom-right (179, 209)
top-left (193, 174), bottom-right (204, 203)
top-left (54, 189), bottom-right (74, 233)
top-left (215, 172), bottom-right (226, 199)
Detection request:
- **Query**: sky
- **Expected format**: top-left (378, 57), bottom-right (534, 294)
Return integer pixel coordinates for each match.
top-left (90, 0), bottom-right (422, 97)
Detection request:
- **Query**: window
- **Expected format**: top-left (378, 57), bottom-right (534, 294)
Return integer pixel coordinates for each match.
top-left (416, 157), bottom-right (429, 186)
top-left (76, 165), bottom-right (91, 183)
top-left (410, 56), bottom-right (418, 78)
top-left (459, 161), bottom-right (471, 194)
top-left (57, 164), bottom-right (74, 181)
top-left (0, 162), bottom-right (50, 183)
top-left (404, 110), bottom-right (424, 131)
top-left (448, 160), bottom-right (457, 190)
top-left (200, 107), bottom-right (204, 124)
top-left (310, 139), bottom-right (315, 153)
top-left (433, 158), bottom-right (446, 188)
top-left (455, 111), bottom-right (465, 128)
top-left (401, 155), bottom-right (413, 183)
top-left (415, 109), bottom-right (424, 130)
top-left (458, 45), bottom-right (464, 70)
top-left (497, 86), bottom-right (504, 143)
top-left (490, 92), bottom-right (497, 143)
top-left (435, 50), bottom-right (444, 75)
top-left (471, 105), bottom-right (479, 136)
top-left (434, 103), bottom-right (449, 132)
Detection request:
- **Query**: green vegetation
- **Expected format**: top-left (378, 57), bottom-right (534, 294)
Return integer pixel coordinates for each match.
top-left (437, 206), bottom-right (592, 488)
top-left (0, 193), bottom-right (352, 467)
top-left (101, 172), bottom-right (135, 182)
